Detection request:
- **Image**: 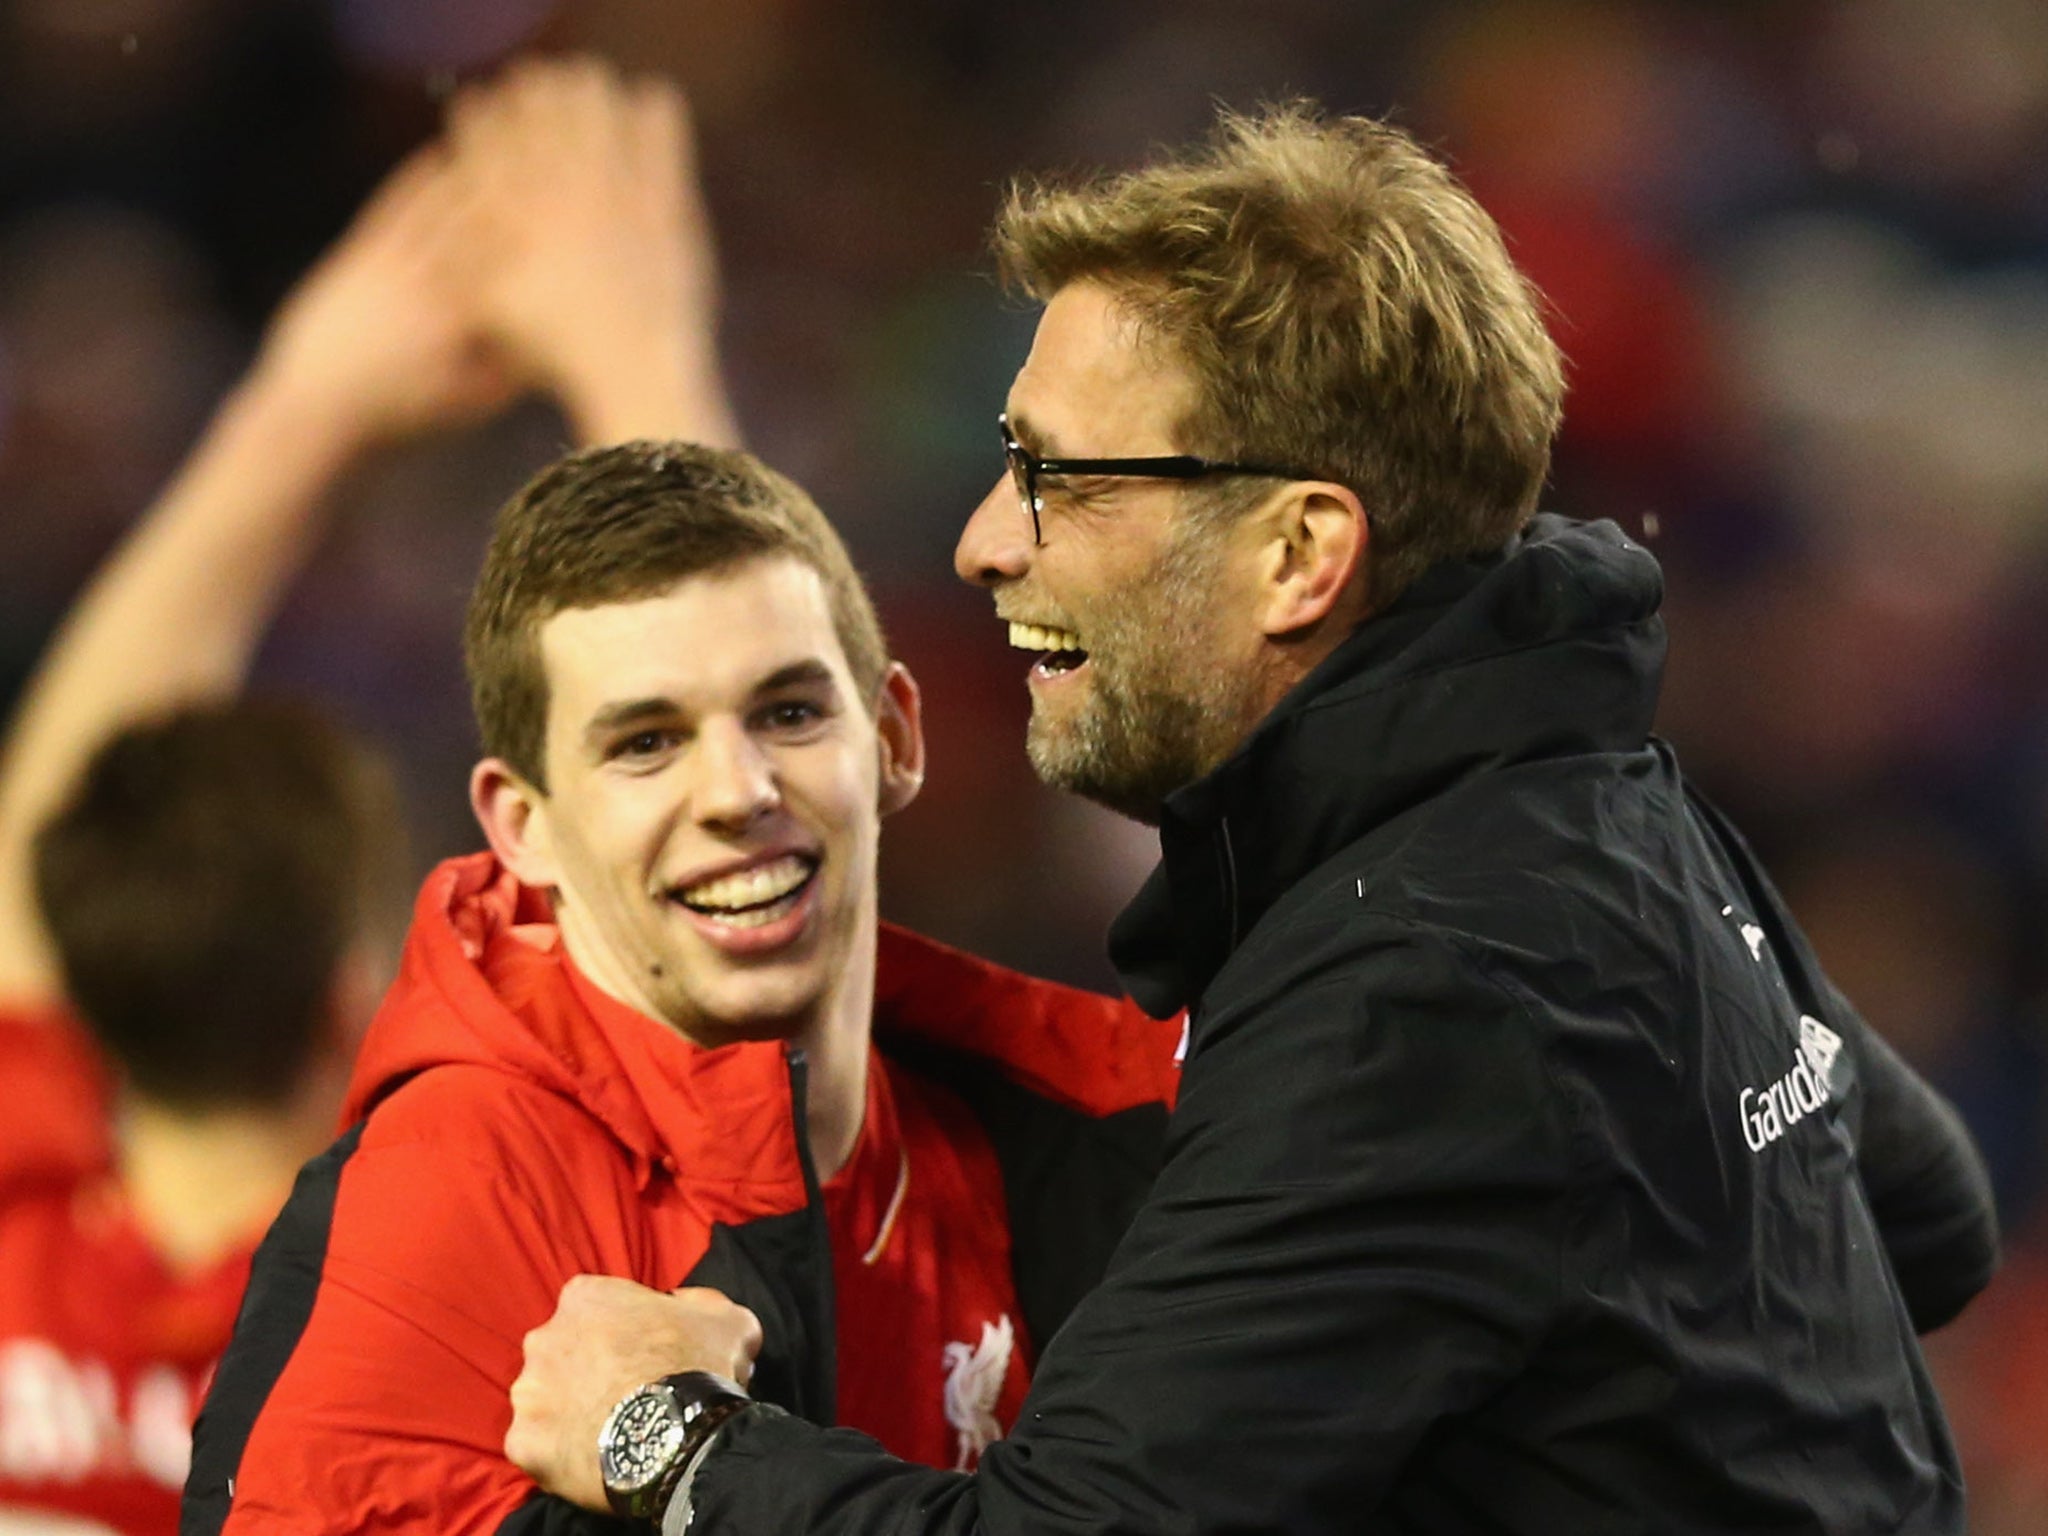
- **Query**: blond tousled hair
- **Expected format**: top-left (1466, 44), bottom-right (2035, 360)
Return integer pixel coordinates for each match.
top-left (993, 103), bottom-right (1566, 609)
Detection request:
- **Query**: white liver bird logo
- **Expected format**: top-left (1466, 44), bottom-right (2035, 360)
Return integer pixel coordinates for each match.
top-left (941, 1315), bottom-right (1014, 1470)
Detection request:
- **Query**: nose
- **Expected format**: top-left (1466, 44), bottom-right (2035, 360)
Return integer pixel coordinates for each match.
top-left (689, 719), bottom-right (779, 830)
top-left (954, 474), bottom-right (1031, 588)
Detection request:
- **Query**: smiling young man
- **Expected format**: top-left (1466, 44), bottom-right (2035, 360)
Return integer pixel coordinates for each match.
top-left (183, 442), bottom-right (1179, 1536)
top-left (502, 105), bottom-right (1997, 1536)
top-left (459, 449), bottom-right (920, 1197)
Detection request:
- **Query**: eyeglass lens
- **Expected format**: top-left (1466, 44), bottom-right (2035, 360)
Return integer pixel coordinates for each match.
top-left (1002, 424), bottom-right (1041, 543)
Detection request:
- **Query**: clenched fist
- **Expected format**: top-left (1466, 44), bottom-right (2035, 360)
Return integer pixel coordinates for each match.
top-left (505, 1276), bottom-right (763, 1511)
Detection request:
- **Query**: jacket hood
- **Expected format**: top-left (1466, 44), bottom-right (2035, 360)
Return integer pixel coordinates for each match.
top-left (347, 854), bottom-right (1182, 1182)
top-left (348, 856), bottom-right (794, 1187)
top-left (1110, 514), bottom-right (1667, 1016)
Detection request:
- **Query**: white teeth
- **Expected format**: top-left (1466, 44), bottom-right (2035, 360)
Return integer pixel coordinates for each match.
top-left (1008, 621), bottom-right (1084, 654)
top-left (678, 854), bottom-right (812, 912)
top-left (704, 902), bottom-right (790, 929)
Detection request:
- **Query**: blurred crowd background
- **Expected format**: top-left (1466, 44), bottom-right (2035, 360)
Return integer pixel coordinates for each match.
top-left (4, 0), bottom-right (2046, 1518)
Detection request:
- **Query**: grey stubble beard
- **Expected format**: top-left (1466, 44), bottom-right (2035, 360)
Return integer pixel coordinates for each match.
top-left (1024, 522), bottom-right (1255, 826)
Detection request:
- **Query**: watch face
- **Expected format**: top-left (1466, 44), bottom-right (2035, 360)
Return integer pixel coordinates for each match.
top-left (602, 1389), bottom-right (687, 1494)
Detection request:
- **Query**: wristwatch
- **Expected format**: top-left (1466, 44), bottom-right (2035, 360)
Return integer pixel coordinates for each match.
top-left (598, 1370), bottom-right (752, 1525)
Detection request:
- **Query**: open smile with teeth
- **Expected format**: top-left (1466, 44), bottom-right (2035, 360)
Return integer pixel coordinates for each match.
top-left (673, 853), bottom-right (817, 929)
top-left (1008, 621), bottom-right (1088, 676)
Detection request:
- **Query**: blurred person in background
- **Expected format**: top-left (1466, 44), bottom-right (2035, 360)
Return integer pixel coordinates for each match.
top-left (182, 58), bottom-right (1179, 1536)
top-left (502, 102), bottom-right (2000, 1536)
top-left (0, 144), bottom-right (508, 1531)
top-left (0, 50), bottom-right (761, 1535)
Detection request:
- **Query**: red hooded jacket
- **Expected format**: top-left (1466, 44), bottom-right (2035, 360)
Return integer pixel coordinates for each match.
top-left (185, 854), bottom-right (1178, 1535)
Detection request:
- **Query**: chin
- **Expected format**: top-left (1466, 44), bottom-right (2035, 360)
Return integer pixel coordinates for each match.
top-left (686, 978), bottom-right (830, 1045)
top-left (1026, 740), bottom-right (1171, 826)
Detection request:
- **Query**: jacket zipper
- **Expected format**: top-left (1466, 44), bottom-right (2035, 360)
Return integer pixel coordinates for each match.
top-left (783, 1046), bottom-right (837, 1419)
top-left (1218, 816), bottom-right (1243, 950)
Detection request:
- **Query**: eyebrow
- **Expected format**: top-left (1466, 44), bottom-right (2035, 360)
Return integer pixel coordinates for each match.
top-left (1006, 410), bottom-right (1064, 458)
top-left (756, 659), bottom-right (839, 696)
top-left (583, 697), bottom-right (682, 746)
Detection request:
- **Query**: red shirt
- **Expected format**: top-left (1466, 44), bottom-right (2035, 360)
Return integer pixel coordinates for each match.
top-left (571, 962), bottom-right (1032, 1470)
top-left (0, 1009), bottom-right (250, 1536)
top-left (0, 1005), bottom-right (111, 1184)
top-left (825, 1049), bottom-right (1030, 1469)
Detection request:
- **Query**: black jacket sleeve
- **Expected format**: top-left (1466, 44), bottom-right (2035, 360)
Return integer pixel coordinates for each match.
top-left (1837, 993), bottom-right (1999, 1332)
top-left (1683, 785), bottom-right (1999, 1335)
top-left (690, 925), bottom-right (1577, 1536)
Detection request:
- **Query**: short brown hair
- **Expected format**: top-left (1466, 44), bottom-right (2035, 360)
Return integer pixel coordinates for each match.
top-left (464, 441), bottom-right (889, 789)
top-left (994, 102), bottom-right (1565, 610)
top-left (33, 700), bottom-right (407, 1112)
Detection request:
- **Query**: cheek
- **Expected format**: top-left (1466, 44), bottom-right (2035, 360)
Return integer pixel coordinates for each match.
top-left (553, 786), bottom-right (669, 886)
top-left (806, 764), bottom-right (885, 860)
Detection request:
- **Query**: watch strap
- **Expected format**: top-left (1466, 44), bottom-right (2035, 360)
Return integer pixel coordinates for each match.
top-left (645, 1386), bottom-right (751, 1528)
top-left (656, 1412), bottom-right (728, 1536)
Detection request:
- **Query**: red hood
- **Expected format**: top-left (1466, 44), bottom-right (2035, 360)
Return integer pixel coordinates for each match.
top-left (345, 852), bottom-right (816, 1202)
top-left (346, 853), bottom-right (1179, 1183)
top-left (344, 853), bottom-right (693, 1179)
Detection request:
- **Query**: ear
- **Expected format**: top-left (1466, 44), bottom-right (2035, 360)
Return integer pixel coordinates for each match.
top-left (469, 757), bottom-right (561, 888)
top-left (873, 663), bottom-right (927, 818)
top-left (1253, 483), bottom-right (1371, 639)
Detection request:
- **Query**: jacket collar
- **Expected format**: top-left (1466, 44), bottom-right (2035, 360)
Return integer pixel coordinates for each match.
top-left (347, 854), bottom-right (1183, 1190)
top-left (1109, 515), bottom-right (1668, 1017)
top-left (344, 855), bottom-right (806, 1195)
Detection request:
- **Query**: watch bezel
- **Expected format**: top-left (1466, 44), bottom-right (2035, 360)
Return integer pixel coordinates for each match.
top-left (600, 1372), bottom-right (754, 1524)
top-left (600, 1381), bottom-right (689, 1515)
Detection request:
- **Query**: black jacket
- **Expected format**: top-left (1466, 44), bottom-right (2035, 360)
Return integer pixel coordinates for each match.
top-left (692, 516), bottom-right (2000, 1535)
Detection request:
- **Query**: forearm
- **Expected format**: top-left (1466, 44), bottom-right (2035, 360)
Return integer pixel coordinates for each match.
top-left (693, 1412), bottom-right (978, 1536)
top-left (687, 1173), bottom-right (1563, 1536)
top-left (25, 365), bottom-right (362, 695)
top-left (0, 367), bottom-right (366, 994)
top-left (647, 965), bottom-right (1565, 1536)
top-left (556, 330), bottom-right (739, 450)
top-left (1851, 1012), bottom-right (1999, 1330)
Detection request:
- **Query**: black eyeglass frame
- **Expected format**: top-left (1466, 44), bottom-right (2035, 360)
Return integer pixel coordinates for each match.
top-left (999, 413), bottom-right (1320, 544)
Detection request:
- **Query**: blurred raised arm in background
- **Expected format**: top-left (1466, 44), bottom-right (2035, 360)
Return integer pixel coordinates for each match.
top-left (0, 148), bottom-right (509, 1013)
top-left (444, 55), bottom-right (740, 450)
top-left (0, 59), bottom-right (749, 1533)
top-left (0, 54), bottom-right (734, 1017)
top-left (0, 141), bottom-right (515, 1536)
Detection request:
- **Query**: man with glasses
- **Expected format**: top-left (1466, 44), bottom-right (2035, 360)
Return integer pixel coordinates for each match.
top-left (504, 104), bottom-right (1996, 1534)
